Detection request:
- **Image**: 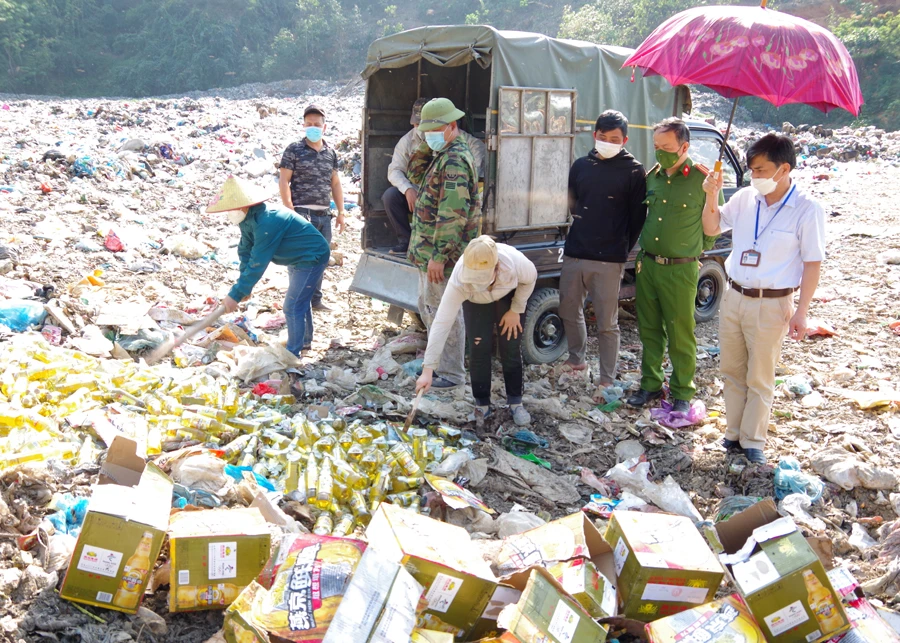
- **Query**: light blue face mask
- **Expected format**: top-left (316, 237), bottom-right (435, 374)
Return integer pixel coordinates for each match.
top-left (425, 131), bottom-right (447, 152)
top-left (305, 126), bottom-right (324, 143)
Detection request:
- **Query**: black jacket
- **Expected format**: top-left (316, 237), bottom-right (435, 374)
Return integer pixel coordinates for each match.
top-left (565, 148), bottom-right (647, 263)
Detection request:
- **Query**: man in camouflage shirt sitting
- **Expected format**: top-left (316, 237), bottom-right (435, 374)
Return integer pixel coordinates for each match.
top-left (408, 98), bottom-right (480, 388)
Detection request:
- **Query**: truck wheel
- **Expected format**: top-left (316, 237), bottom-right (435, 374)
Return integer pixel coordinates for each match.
top-left (695, 260), bottom-right (726, 323)
top-left (522, 288), bottom-right (567, 364)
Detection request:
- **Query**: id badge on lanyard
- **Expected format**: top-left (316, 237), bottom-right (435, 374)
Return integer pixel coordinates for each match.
top-left (744, 185), bottom-right (796, 269)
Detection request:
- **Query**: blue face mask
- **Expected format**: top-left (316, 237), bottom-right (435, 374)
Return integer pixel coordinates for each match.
top-left (425, 131), bottom-right (447, 152)
top-left (305, 126), bottom-right (324, 143)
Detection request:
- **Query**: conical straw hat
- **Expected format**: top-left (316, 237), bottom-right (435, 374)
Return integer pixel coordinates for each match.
top-left (206, 176), bottom-right (273, 213)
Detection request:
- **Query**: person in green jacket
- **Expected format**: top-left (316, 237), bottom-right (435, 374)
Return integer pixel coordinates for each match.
top-left (627, 118), bottom-right (721, 413)
top-left (206, 176), bottom-right (330, 357)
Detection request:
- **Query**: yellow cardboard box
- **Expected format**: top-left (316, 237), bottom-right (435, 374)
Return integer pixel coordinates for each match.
top-left (365, 503), bottom-right (499, 639)
top-left (168, 507), bottom-right (272, 612)
top-left (605, 511), bottom-right (724, 621)
top-left (646, 594), bottom-right (766, 643)
top-left (60, 436), bottom-right (172, 613)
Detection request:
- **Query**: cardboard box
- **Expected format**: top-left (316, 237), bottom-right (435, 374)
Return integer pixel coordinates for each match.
top-left (223, 581), bottom-right (270, 643)
top-left (496, 513), bottom-right (605, 575)
top-left (547, 558), bottom-right (616, 619)
top-left (645, 594), bottom-right (766, 643)
top-left (467, 585), bottom-right (525, 641)
top-left (60, 436), bottom-right (172, 613)
top-left (716, 499), bottom-right (850, 643)
top-left (322, 544), bottom-right (425, 643)
top-left (410, 629), bottom-right (455, 643)
top-left (168, 508), bottom-right (272, 612)
top-left (497, 568), bottom-right (608, 643)
top-left (365, 503), bottom-right (499, 639)
top-left (604, 511), bottom-right (724, 621)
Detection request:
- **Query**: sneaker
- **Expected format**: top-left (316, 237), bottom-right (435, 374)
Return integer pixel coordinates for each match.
top-left (388, 243), bottom-right (409, 255)
top-left (510, 404), bottom-right (531, 426)
top-left (722, 438), bottom-right (742, 453)
top-left (743, 448), bottom-right (768, 465)
top-left (312, 302), bottom-right (332, 312)
top-left (626, 388), bottom-right (663, 408)
top-left (672, 399), bottom-right (691, 414)
top-left (431, 375), bottom-right (460, 389)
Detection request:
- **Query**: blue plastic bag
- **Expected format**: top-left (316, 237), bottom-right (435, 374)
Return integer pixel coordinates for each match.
top-left (774, 456), bottom-right (824, 502)
top-left (47, 494), bottom-right (90, 536)
top-left (0, 300), bottom-right (47, 332)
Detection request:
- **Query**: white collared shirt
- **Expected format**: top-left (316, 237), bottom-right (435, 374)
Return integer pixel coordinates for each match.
top-left (720, 183), bottom-right (825, 289)
top-left (423, 244), bottom-right (537, 370)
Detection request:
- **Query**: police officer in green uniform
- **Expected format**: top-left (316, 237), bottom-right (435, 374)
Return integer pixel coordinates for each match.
top-left (627, 118), bottom-right (722, 413)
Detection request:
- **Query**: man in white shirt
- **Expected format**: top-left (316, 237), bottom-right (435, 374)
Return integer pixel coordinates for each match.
top-left (382, 98), bottom-right (487, 255)
top-left (701, 133), bottom-right (825, 465)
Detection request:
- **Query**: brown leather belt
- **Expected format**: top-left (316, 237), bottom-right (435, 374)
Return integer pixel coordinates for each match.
top-left (642, 252), bottom-right (699, 265)
top-left (729, 279), bottom-right (797, 299)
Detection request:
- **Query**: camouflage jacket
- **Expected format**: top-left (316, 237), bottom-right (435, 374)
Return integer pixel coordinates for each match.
top-left (406, 137), bottom-right (479, 277)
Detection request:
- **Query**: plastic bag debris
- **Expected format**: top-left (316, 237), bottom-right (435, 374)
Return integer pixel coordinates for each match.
top-left (219, 343), bottom-right (303, 382)
top-left (650, 398), bottom-right (707, 428)
top-left (806, 320), bottom-right (837, 338)
top-left (849, 522), bottom-right (878, 551)
top-left (495, 509), bottom-right (546, 538)
top-left (778, 493), bottom-right (826, 531)
top-left (811, 447), bottom-right (899, 490)
top-left (359, 347), bottom-right (401, 384)
top-left (431, 449), bottom-right (473, 478)
top-left (490, 446), bottom-right (580, 505)
top-left (784, 374), bottom-right (814, 396)
top-left (163, 233), bottom-right (207, 259)
top-left (0, 300), bottom-right (48, 332)
top-left (606, 456), bottom-right (702, 522)
top-left (774, 456), bottom-right (825, 502)
top-left (171, 453), bottom-right (231, 495)
top-left (326, 367), bottom-right (359, 391)
top-left (45, 493), bottom-right (90, 536)
top-left (385, 333), bottom-right (426, 355)
top-left (558, 422), bottom-right (592, 445)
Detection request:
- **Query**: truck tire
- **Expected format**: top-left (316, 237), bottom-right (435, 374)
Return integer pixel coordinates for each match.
top-left (695, 260), bottom-right (726, 324)
top-left (522, 288), bottom-right (567, 364)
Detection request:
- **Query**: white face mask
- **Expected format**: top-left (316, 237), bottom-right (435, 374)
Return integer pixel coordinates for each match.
top-left (594, 140), bottom-right (623, 159)
top-left (226, 209), bottom-right (247, 224)
top-left (751, 167), bottom-right (785, 196)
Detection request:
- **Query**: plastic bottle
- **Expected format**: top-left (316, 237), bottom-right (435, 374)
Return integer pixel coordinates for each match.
top-left (112, 531), bottom-right (154, 610)
top-left (389, 443), bottom-right (422, 477)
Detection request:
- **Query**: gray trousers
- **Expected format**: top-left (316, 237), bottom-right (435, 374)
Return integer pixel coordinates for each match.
top-left (559, 256), bottom-right (624, 384)
top-left (417, 271), bottom-right (466, 385)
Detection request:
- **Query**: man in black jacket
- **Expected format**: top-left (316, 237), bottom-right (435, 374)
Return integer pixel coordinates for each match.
top-left (558, 110), bottom-right (647, 397)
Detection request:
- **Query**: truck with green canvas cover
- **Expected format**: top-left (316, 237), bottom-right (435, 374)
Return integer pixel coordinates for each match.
top-left (350, 25), bottom-right (744, 363)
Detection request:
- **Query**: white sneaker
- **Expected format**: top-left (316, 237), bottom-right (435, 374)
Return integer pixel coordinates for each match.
top-left (510, 404), bottom-right (531, 426)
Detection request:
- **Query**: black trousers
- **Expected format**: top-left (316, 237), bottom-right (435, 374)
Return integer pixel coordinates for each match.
top-left (462, 291), bottom-right (524, 407)
top-left (382, 187), bottom-right (411, 245)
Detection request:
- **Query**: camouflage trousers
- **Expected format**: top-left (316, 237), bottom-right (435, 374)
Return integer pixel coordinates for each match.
top-left (417, 271), bottom-right (466, 386)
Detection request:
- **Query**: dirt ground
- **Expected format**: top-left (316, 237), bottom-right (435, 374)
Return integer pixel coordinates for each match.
top-left (0, 86), bottom-right (898, 642)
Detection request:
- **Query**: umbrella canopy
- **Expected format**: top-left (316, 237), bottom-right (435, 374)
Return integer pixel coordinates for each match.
top-left (622, 4), bottom-right (863, 116)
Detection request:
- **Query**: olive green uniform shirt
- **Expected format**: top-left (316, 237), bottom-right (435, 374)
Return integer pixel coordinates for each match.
top-left (640, 158), bottom-right (721, 258)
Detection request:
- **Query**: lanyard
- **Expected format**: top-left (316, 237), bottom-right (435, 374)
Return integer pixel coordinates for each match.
top-left (754, 185), bottom-right (796, 247)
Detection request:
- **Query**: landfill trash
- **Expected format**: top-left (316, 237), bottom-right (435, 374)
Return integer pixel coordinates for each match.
top-left (801, 391), bottom-right (826, 408)
top-left (646, 594), bottom-right (766, 643)
top-left (876, 249), bottom-right (900, 265)
top-left (614, 439), bottom-right (645, 463)
top-left (829, 386), bottom-right (900, 410)
top-left (425, 473), bottom-right (495, 514)
top-left (489, 446), bottom-right (580, 505)
top-left (806, 320), bottom-right (838, 338)
top-left (558, 422), bottom-right (593, 445)
top-left (103, 230), bottom-right (124, 252)
top-left (778, 493), bottom-right (826, 531)
top-left (431, 448), bottom-right (473, 478)
top-left (163, 234), bottom-right (207, 259)
top-left (495, 508), bottom-right (546, 538)
top-left (500, 429), bottom-right (549, 456)
top-left (581, 495), bottom-right (621, 518)
top-left (606, 456), bottom-right (702, 522)
top-left (849, 522), bottom-right (878, 551)
top-left (811, 447), bottom-right (899, 490)
top-left (45, 493), bottom-right (90, 536)
top-left (784, 374), bottom-right (814, 396)
top-left (0, 300), bottom-right (48, 332)
top-left (773, 456), bottom-right (825, 502)
top-left (326, 366), bottom-right (359, 390)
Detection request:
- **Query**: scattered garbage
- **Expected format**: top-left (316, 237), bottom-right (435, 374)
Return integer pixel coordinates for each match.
top-left (606, 456), bottom-right (702, 522)
top-left (811, 447), bottom-right (899, 490)
top-left (650, 398), bottom-right (707, 428)
top-left (0, 299), bottom-right (48, 332)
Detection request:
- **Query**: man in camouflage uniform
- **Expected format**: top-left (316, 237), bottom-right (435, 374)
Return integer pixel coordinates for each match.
top-left (279, 104), bottom-right (345, 312)
top-left (408, 98), bottom-right (480, 388)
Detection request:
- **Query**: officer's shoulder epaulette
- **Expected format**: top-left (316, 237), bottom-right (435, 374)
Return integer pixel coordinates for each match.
top-left (646, 163), bottom-right (661, 177)
top-left (694, 163), bottom-right (712, 177)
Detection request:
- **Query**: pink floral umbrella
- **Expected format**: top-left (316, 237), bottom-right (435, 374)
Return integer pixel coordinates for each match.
top-left (623, 0), bottom-right (863, 168)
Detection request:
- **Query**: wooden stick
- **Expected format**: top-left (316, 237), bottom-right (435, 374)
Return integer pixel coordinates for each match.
top-left (146, 305), bottom-right (226, 364)
top-left (403, 389), bottom-right (425, 434)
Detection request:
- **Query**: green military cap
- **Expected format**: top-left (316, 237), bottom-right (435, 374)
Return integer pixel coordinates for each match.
top-left (417, 98), bottom-right (466, 132)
